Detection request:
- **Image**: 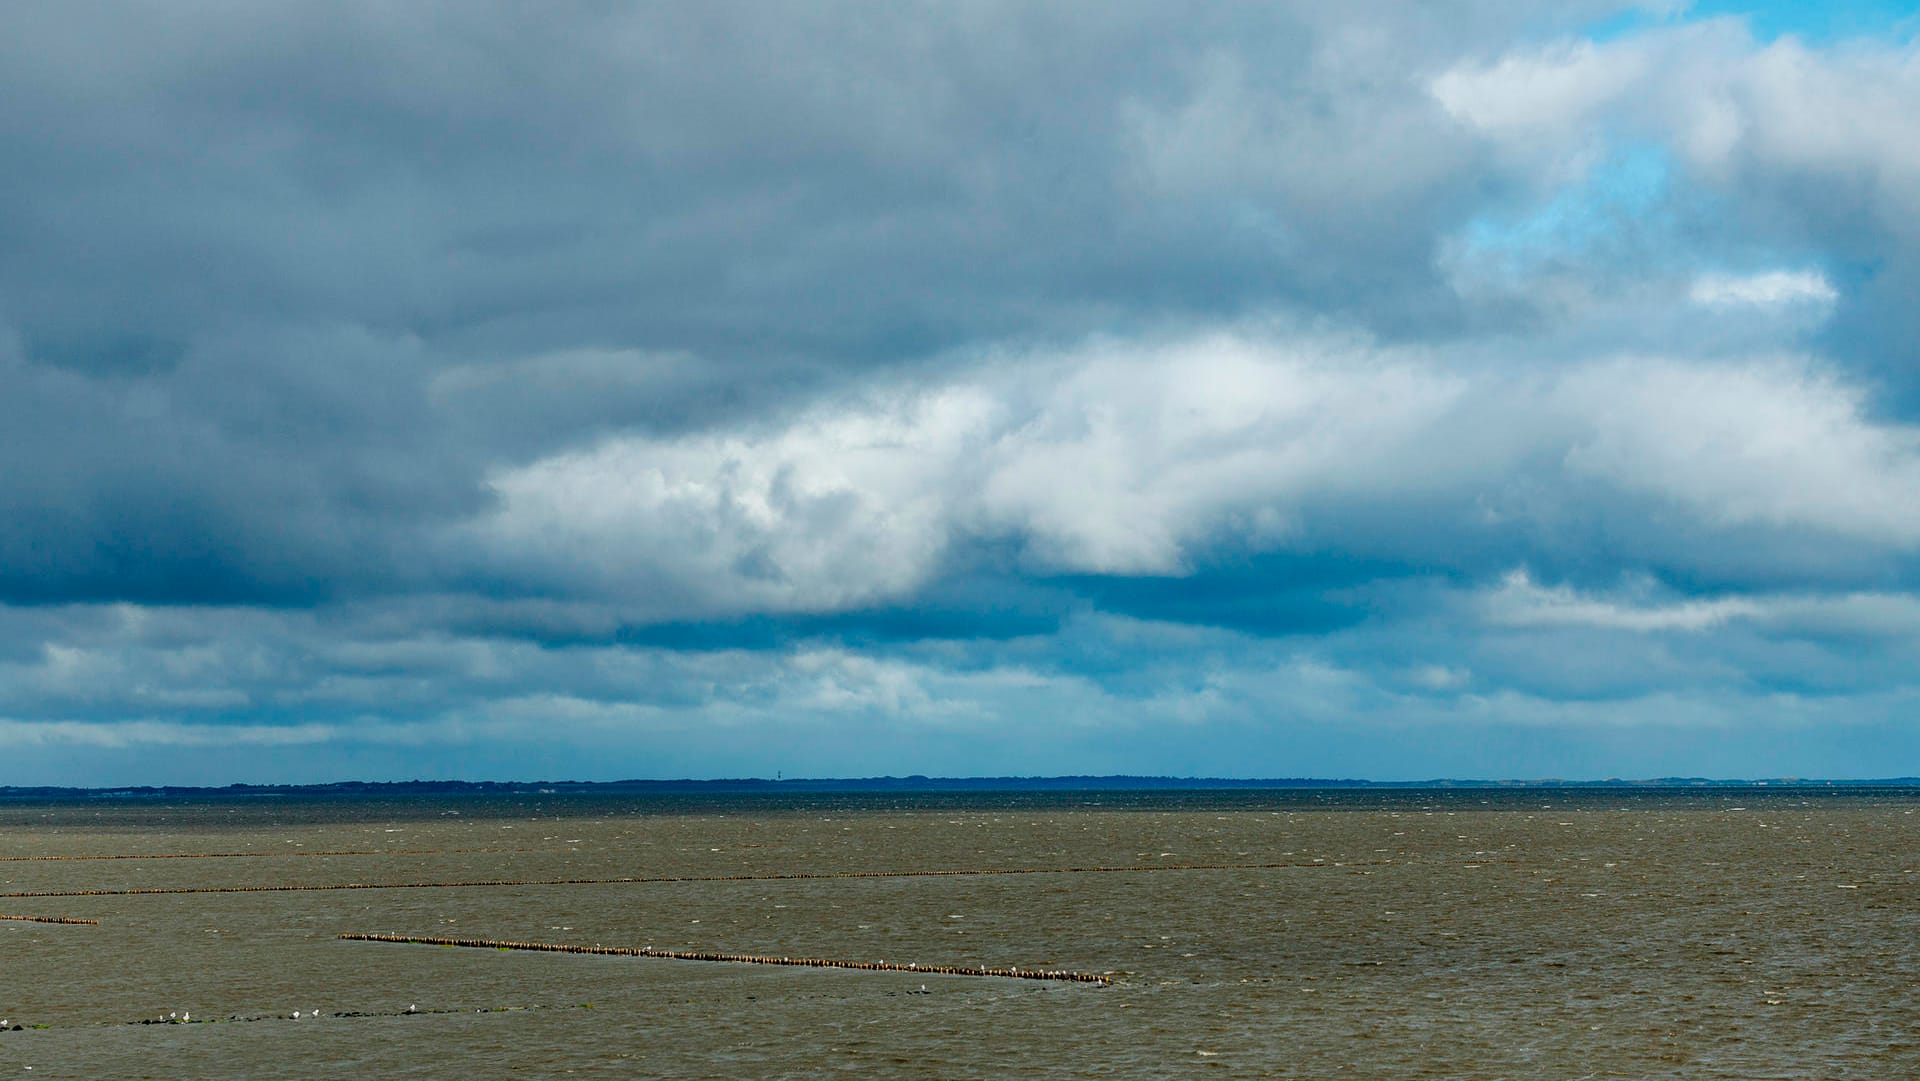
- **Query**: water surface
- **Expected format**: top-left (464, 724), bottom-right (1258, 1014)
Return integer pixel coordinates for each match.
top-left (2, 788), bottom-right (1915, 1077)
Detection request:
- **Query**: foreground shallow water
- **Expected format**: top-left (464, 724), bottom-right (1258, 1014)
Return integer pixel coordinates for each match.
top-left (2, 788), bottom-right (1915, 1078)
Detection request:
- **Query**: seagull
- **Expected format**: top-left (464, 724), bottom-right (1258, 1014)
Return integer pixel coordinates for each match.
top-left (182, 1012), bottom-right (190, 1023)
top-left (406, 1005), bottom-right (418, 1014)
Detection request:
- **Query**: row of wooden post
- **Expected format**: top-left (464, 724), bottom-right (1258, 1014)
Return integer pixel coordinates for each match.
top-left (0, 849), bottom-right (478, 863)
top-left (339, 932), bottom-right (1112, 985)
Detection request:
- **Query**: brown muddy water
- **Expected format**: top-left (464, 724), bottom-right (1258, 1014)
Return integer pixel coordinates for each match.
top-left (1, 788), bottom-right (1915, 1078)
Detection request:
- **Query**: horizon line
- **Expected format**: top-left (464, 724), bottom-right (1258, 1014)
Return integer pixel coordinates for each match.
top-left (6, 774), bottom-right (1920, 798)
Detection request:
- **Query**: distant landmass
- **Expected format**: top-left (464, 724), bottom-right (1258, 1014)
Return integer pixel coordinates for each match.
top-left (3, 775), bottom-right (1917, 801)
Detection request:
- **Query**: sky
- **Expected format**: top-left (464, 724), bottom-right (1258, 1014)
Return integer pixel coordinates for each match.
top-left (4, 1), bottom-right (1920, 786)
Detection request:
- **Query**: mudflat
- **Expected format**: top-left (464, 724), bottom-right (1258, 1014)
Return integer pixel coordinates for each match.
top-left (2, 788), bottom-right (1915, 1078)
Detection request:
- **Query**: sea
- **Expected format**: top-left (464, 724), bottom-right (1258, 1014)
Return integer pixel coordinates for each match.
top-left (2, 786), bottom-right (1915, 1078)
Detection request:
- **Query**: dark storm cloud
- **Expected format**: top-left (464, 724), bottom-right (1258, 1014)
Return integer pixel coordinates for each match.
top-left (0, 325), bottom-right (468, 602)
top-left (1, 1), bottom-right (1542, 354)
top-left (1, 0), bottom-right (1576, 609)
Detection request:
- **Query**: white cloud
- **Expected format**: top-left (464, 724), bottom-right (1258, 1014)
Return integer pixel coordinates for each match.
top-left (1484, 568), bottom-right (1760, 632)
top-left (1703, 38), bottom-right (1920, 209)
top-left (470, 327), bottom-right (1920, 620)
top-left (970, 333), bottom-right (1468, 573)
top-left (1406, 663), bottom-right (1472, 691)
top-left (479, 383), bottom-right (992, 617)
top-left (1560, 356), bottom-right (1920, 543)
top-left (1430, 37), bottom-right (1650, 143)
top-left (1434, 25), bottom-right (1920, 229)
top-left (1689, 269), bottom-right (1837, 308)
top-left (475, 330), bottom-right (1474, 608)
top-left (0, 719), bottom-right (346, 749)
top-left (1480, 570), bottom-right (1920, 648)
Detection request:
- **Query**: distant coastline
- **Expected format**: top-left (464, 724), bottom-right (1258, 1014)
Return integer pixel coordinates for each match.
top-left (4, 775), bottom-right (1918, 801)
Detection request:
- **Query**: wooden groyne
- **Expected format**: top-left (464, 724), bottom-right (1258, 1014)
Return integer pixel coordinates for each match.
top-left (340, 932), bottom-right (1112, 985)
top-left (0, 858), bottom-right (1359, 899)
top-left (0, 913), bottom-right (98, 925)
top-left (0, 848), bottom-right (502, 863)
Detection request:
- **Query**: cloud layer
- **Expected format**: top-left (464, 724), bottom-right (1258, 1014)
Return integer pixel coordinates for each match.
top-left (3, 2), bottom-right (1919, 783)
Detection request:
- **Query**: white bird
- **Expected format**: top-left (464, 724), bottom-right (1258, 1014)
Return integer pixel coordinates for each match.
top-left (182, 1012), bottom-right (190, 1023)
top-left (291, 1011), bottom-right (301, 1019)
